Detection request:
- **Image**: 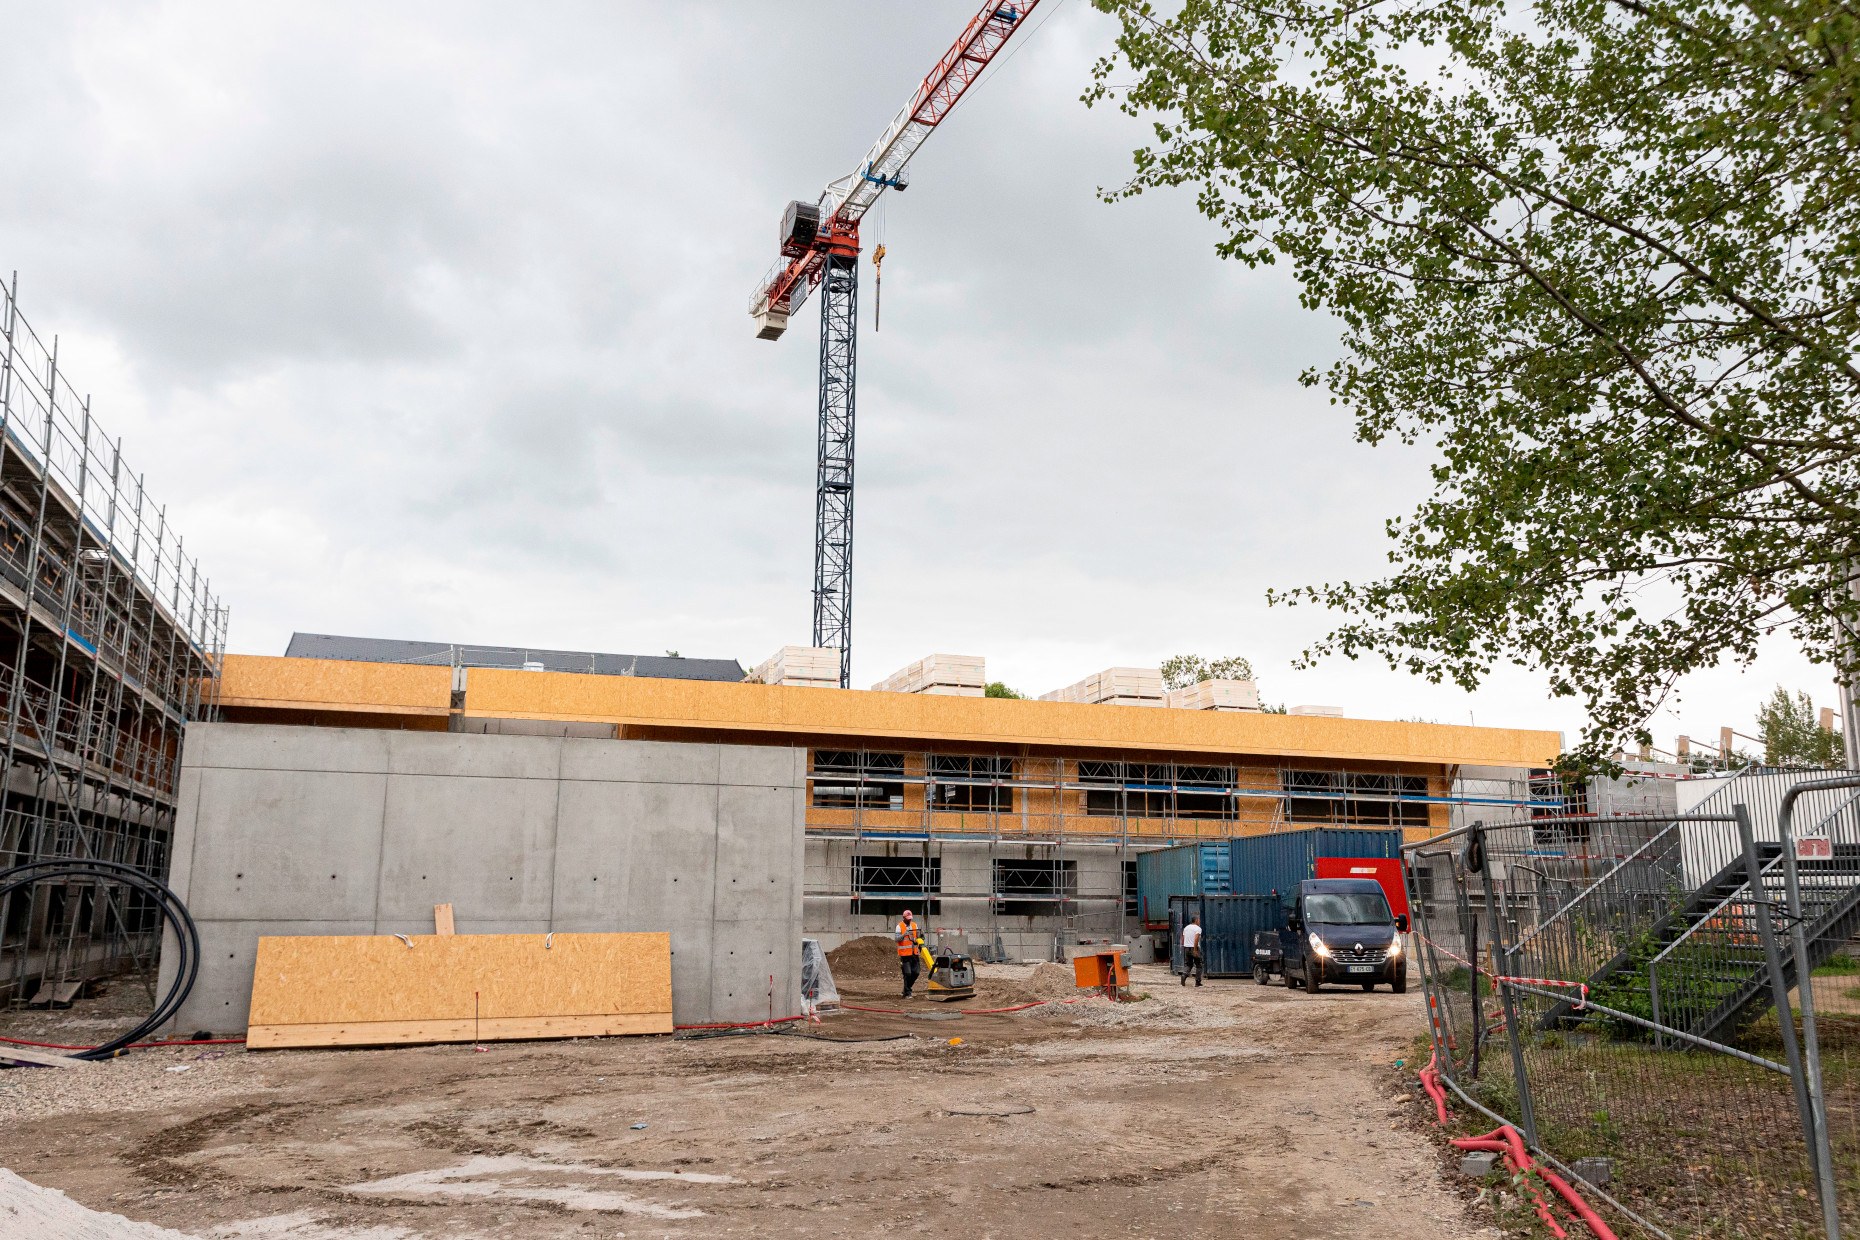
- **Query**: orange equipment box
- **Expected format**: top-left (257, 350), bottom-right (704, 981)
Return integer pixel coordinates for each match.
top-left (1072, 950), bottom-right (1129, 991)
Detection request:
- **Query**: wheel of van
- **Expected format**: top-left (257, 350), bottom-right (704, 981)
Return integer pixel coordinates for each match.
top-left (1305, 962), bottom-right (1323, 994)
top-left (1254, 966), bottom-right (1269, 986)
top-left (1393, 971), bottom-right (1408, 995)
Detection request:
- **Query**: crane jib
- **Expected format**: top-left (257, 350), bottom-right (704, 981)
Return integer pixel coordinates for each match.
top-left (749, 0), bottom-right (1043, 324)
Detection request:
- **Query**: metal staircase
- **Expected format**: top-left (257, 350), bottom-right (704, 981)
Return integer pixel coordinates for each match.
top-left (1572, 786), bottom-right (1860, 1043)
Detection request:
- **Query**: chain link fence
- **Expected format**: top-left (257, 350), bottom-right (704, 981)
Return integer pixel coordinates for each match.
top-left (1408, 770), bottom-right (1860, 1239)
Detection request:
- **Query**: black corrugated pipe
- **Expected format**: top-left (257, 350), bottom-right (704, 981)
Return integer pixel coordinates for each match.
top-left (0, 858), bottom-right (199, 1060)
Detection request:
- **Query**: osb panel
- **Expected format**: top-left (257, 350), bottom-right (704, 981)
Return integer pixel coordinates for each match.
top-left (464, 667), bottom-right (1558, 767)
top-left (217, 655), bottom-right (451, 716)
top-left (248, 1012), bottom-right (670, 1049)
top-left (247, 932), bottom-right (672, 1031)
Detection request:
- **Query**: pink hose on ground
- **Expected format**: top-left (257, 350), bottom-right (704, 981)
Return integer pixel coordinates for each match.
top-left (1451, 1126), bottom-right (1617, 1240)
top-left (1419, 1049), bottom-right (1451, 1124)
top-left (1418, 1049), bottom-right (1616, 1240)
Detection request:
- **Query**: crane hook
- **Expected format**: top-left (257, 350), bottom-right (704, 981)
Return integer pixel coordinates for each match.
top-left (872, 244), bottom-right (886, 331)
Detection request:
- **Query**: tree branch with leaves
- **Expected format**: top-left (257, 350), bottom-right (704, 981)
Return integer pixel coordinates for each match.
top-left (1087, 0), bottom-right (1860, 764)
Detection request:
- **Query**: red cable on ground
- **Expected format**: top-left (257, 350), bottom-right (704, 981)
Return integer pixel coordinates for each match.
top-left (672, 1016), bottom-right (809, 1031)
top-left (0, 1034), bottom-right (246, 1052)
top-left (840, 995), bottom-right (1102, 1018)
top-left (1419, 1049), bottom-right (1452, 1124)
top-left (1417, 1050), bottom-right (1617, 1240)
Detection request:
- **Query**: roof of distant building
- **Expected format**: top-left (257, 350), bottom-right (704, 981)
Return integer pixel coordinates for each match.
top-left (283, 632), bottom-right (745, 683)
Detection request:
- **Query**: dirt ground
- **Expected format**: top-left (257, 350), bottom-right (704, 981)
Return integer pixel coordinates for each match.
top-left (0, 960), bottom-right (1498, 1239)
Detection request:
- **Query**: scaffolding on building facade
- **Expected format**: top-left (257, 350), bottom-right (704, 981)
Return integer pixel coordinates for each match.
top-left (804, 746), bottom-right (1560, 949)
top-left (0, 276), bottom-right (227, 1004)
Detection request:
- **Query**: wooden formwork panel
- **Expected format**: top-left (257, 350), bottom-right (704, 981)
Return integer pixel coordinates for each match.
top-left (247, 932), bottom-right (673, 1049)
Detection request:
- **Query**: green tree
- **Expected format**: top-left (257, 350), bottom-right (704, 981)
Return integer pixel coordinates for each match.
top-left (1086, 0), bottom-right (1860, 765)
top-left (984, 681), bottom-right (1024, 699)
top-left (1756, 686), bottom-right (1844, 767)
top-left (1160, 653), bottom-right (1257, 690)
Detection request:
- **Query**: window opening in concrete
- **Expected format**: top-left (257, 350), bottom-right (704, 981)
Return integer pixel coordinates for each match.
top-left (811, 750), bottom-right (905, 810)
top-left (851, 854), bottom-right (940, 916)
top-left (928, 754), bottom-right (1013, 812)
top-left (993, 858), bottom-right (1077, 916)
top-left (1123, 857), bottom-right (1139, 917)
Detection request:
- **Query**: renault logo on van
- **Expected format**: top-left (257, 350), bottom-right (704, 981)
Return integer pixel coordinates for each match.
top-left (1354, 942), bottom-right (1363, 952)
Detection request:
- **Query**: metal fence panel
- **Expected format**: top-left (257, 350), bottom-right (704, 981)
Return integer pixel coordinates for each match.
top-left (1407, 798), bottom-right (1859, 1238)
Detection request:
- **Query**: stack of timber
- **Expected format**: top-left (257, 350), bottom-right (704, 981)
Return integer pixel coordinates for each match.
top-left (1289, 704), bottom-right (1345, 718)
top-left (246, 931), bottom-right (674, 1049)
top-left (1165, 678), bottom-right (1262, 712)
top-left (1039, 667), bottom-right (1165, 708)
top-left (870, 653), bottom-right (985, 696)
top-left (753, 645), bottom-right (841, 688)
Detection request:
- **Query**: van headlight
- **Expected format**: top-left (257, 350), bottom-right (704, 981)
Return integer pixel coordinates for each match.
top-left (1387, 936), bottom-right (1403, 957)
top-left (1308, 933), bottom-right (1332, 958)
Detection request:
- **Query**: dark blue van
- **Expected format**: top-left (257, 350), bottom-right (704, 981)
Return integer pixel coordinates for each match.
top-left (1278, 877), bottom-right (1408, 993)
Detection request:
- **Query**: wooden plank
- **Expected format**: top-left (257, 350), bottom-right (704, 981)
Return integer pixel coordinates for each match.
top-left (433, 904), bottom-right (455, 936)
top-left (247, 1011), bottom-right (672, 1050)
top-left (0, 1044), bottom-right (88, 1068)
top-left (246, 932), bottom-right (672, 1049)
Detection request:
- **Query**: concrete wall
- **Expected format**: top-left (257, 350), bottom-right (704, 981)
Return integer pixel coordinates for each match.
top-left (158, 723), bottom-right (805, 1033)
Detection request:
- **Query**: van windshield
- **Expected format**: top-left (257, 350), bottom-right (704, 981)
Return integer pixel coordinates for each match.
top-left (1305, 892), bottom-right (1393, 925)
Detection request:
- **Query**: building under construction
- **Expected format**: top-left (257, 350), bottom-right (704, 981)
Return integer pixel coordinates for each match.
top-left (0, 279), bottom-right (226, 1003)
top-left (210, 643), bottom-right (1559, 963)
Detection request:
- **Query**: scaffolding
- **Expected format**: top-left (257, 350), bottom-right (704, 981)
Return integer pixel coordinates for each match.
top-left (803, 746), bottom-right (1558, 951)
top-left (0, 275), bottom-right (227, 1005)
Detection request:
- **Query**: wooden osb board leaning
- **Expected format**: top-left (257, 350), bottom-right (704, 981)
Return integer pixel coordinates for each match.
top-left (246, 932), bottom-right (673, 1049)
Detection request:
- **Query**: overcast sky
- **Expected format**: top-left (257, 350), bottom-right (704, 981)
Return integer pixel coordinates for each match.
top-left (0, 1), bottom-right (1838, 750)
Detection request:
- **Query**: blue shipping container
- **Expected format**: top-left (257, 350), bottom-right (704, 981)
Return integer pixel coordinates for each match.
top-left (1229, 827), bottom-right (1404, 909)
top-left (1136, 842), bottom-right (1232, 926)
top-left (1167, 894), bottom-right (1283, 976)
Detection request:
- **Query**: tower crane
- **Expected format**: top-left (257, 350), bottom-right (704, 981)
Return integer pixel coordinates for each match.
top-left (749, 3), bottom-right (1044, 689)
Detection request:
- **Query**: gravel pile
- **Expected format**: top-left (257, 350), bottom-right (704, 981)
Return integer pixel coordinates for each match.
top-left (0, 1045), bottom-right (261, 1124)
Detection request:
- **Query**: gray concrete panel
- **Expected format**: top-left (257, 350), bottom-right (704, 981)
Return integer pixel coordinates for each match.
top-left (163, 724), bottom-right (802, 1032)
top-left (183, 723), bottom-right (392, 774)
top-left (715, 785), bottom-right (798, 917)
top-left (718, 744), bottom-right (803, 789)
top-left (386, 731), bottom-right (561, 780)
top-left (166, 767), bottom-right (204, 905)
top-left (185, 767), bottom-right (386, 920)
top-left (559, 738), bottom-right (720, 786)
top-left (378, 775), bottom-right (559, 920)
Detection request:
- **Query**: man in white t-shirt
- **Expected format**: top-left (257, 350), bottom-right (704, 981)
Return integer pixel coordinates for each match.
top-left (1179, 915), bottom-right (1204, 987)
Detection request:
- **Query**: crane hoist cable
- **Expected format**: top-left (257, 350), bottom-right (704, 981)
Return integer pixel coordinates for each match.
top-left (872, 244), bottom-right (886, 331)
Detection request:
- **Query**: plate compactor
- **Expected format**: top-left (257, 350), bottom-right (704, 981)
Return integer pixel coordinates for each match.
top-left (919, 942), bottom-right (976, 1001)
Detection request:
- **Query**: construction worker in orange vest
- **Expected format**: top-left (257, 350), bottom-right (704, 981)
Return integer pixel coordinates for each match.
top-left (896, 909), bottom-right (925, 998)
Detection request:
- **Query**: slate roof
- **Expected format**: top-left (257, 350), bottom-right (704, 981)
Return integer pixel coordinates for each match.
top-left (283, 632), bottom-right (745, 683)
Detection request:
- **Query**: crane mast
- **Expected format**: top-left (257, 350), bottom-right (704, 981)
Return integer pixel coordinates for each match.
top-left (750, 3), bottom-right (1042, 688)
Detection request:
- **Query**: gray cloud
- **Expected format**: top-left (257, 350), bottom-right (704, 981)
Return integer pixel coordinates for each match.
top-left (0, 0), bottom-right (1833, 740)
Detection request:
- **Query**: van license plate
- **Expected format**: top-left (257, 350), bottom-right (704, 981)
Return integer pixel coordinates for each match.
top-left (1347, 965), bottom-right (1376, 974)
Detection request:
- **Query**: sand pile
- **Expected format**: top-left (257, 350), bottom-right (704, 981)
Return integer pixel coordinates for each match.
top-left (826, 935), bottom-right (900, 983)
top-left (1024, 962), bottom-right (1082, 1001)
